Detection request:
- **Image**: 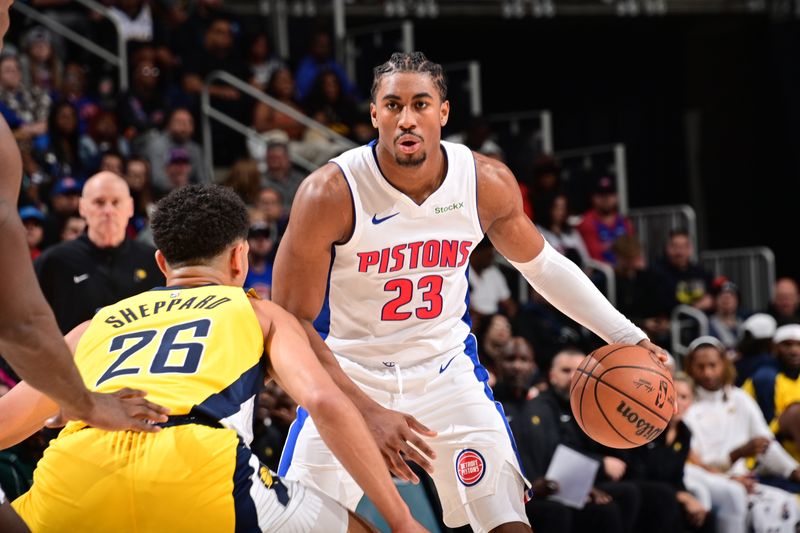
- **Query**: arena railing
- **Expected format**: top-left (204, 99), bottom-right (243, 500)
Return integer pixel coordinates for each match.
top-left (670, 304), bottom-right (709, 366)
top-left (487, 109), bottom-right (554, 155)
top-left (699, 246), bottom-right (776, 314)
top-left (12, 0), bottom-right (128, 91)
top-left (200, 70), bottom-right (358, 175)
top-left (343, 20), bottom-right (415, 88)
top-left (553, 143), bottom-right (629, 215)
top-left (628, 204), bottom-right (698, 266)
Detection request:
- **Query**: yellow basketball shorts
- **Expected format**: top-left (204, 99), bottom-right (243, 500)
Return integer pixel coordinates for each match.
top-left (13, 424), bottom-right (347, 532)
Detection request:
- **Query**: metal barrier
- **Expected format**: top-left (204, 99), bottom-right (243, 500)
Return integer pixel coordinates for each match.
top-left (13, 0), bottom-right (128, 91)
top-left (200, 70), bottom-right (357, 174)
top-left (628, 204), bottom-right (697, 267)
top-left (486, 109), bottom-right (554, 157)
top-left (553, 143), bottom-right (629, 215)
top-left (585, 258), bottom-right (616, 306)
top-left (343, 20), bottom-right (414, 89)
top-left (442, 61), bottom-right (483, 118)
top-left (699, 247), bottom-right (776, 313)
top-left (670, 304), bottom-right (709, 366)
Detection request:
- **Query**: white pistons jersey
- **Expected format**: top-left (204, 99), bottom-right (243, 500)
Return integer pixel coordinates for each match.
top-left (316, 140), bottom-right (484, 366)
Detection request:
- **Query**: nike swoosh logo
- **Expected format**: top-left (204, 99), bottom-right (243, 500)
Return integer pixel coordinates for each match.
top-left (371, 212), bottom-right (399, 225)
top-left (439, 355), bottom-right (458, 374)
top-left (73, 274), bottom-right (89, 284)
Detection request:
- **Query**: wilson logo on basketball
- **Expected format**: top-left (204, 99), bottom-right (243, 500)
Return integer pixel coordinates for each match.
top-left (616, 400), bottom-right (661, 440)
top-left (456, 449), bottom-right (486, 486)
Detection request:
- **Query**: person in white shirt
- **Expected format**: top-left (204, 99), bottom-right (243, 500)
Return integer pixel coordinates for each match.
top-left (682, 336), bottom-right (800, 533)
top-left (468, 237), bottom-right (516, 330)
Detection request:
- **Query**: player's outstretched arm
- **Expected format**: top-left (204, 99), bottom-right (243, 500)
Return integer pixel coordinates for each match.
top-left (475, 154), bottom-right (668, 360)
top-left (253, 299), bottom-right (426, 532)
top-left (272, 165), bottom-right (437, 483)
top-left (0, 321), bottom-right (169, 449)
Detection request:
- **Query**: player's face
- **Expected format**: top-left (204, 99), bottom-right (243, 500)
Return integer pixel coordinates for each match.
top-left (674, 380), bottom-right (693, 420)
top-left (370, 72), bottom-right (449, 168)
top-left (688, 347), bottom-right (725, 391)
top-left (0, 0), bottom-right (13, 52)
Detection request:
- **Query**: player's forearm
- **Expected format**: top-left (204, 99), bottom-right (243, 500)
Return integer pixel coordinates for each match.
top-left (307, 392), bottom-right (414, 530)
top-left (508, 240), bottom-right (646, 345)
top-left (0, 308), bottom-right (93, 417)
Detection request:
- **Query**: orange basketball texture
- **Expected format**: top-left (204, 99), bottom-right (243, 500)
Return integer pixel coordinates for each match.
top-left (569, 343), bottom-right (675, 449)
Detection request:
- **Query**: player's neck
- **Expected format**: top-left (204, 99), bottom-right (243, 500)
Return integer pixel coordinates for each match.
top-left (165, 266), bottom-right (234, 288)
top-left (378, 145), bottom-right (447, 205)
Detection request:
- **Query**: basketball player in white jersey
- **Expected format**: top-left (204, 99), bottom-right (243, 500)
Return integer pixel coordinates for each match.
top-left (272, 52), bottom-right (667, 532)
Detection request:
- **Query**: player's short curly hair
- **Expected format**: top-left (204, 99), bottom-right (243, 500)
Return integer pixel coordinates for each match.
top-left (151, 184), bottom-right (249, 266)
top-left (371, 51), bottom-right (448, 103)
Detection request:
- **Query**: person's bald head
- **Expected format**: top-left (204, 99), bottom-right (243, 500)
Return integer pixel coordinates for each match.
top-left (79, 171), bottom-right (134, 248)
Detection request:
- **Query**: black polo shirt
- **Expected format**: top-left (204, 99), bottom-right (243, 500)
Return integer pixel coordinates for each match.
top-left (34, 234), bottom-right (165, 333)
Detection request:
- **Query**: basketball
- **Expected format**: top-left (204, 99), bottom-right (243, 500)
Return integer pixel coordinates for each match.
top-left (569, 343), bottom-right (675, 449)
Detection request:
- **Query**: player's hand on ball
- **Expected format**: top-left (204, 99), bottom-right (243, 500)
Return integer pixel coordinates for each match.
top-left (364, 405), bottom-right (437, 484)
top-left (636, 338), bottom-right (670, 364)
top-left (64, 388), bottom-right (170, 433)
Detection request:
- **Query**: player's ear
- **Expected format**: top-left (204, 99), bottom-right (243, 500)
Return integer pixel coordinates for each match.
top-left (230, 240), bottom-right (248, 280)
top-left (154, 249), bottom-right (169, 277)
top-left (370, 102), bottom-right (378, 128)
top-left (440, 100), bottom-right (450, 128)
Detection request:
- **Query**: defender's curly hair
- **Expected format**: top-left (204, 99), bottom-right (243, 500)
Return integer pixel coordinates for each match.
top-left (371, 51), bottom-right (448, 103)
top-left (151, 184), bottom-right (249, 266)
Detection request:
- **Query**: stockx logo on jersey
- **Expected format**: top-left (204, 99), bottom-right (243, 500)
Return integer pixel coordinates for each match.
top-left (434, 202), bottom-right (464, 215)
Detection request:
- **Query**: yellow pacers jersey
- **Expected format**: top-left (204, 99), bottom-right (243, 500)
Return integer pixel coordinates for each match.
top-left (68, 284), bottom-right (265, 443)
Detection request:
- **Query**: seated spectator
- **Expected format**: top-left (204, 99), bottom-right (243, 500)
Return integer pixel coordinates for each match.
top-left (33, 100), bottom-right (84, 184)
top-left (708, 276), bottom-right (746, 356)
top-left (652, 228), bottom-right (716, 314)
top-left (766, 277), bottom-right (800, 326)
top-left (293, 29), bottom-right (359, 103)
top-left (252, 186), bottom-right (288, 253)
top-left (628, 371), bottom-right (712, 532)
top-left (743, 324), bottom-right (800, 462)
top-left (496, 345), bottom-right (623, 533)
top-left (683, 336), bottom-right (800, 498)
top-left (535, 191), bottom-right (591, 270)
top-left (19, 206), bottom-right (45, 261)
top-left (612, 235), bottom-right (672, 352)
top-left (98, 150), bottom-right (126, 176)
top-left (245, 30), bottom-right (285, 93)
top-left (60, 215), bottom-right (86, 242)
top-left (19, 26), bottom-right (62, 94)
top-left (161, 148), bottom-right (194, 193)
top-left (40, 175), bottom-right (82, 249)
top-left (304, 68), bottom-right (369, 144)
top-left (141, 107), bottom-right (208, 196)
top-left (468, 237), bottom-right (517, 332)
top-left (116, 56), bottom-right (169, 144)
top-left (222, 158), bottom-right (262, 206)
top-left (78, 110), bottom-right (131, 174)
top-left (56, 61), bottom-right (100, 135)
top-left (575, 175), bottom-right (634, 266)
top-left (474, 312), bottom-right (514, 388)
top-left (735, 313), bottom-right (778, 387)
top-left (244, 220), bottom-right (275, 300)
top-left (0, 54), bottom-right (50, 152)
top-left (522, 153), bottom-right (563, 222)
top-left (123, 157), bottom-right (154, 238)
top-left (256, 138), bottom-right (307, 212)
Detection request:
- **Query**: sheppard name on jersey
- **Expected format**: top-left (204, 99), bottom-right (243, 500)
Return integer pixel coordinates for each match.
top-left (104, 295), bottom-right (233, 328)
top-left (357, 239), bottom-right (474, 274)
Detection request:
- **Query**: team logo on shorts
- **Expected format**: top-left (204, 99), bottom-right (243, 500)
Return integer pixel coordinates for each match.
top-left (456, 449), bottom-right (485, 486)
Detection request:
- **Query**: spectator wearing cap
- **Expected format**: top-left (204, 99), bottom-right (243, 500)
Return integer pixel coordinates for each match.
top-left (19, 25), bottom-right (62, 94)
top-left (34, 171), bottom-right (164, 333)
top-left (766, 277), bottom-right (800, 327)
top-left (734, 313), bottom-right (778, 387)
top-left (161, 147), bottom-right (194, 195)
top-left (41, 176), bottom-right (83, 248)
top-left (652, 228), bottom-right (716, 314)
top-left (19, 206), bottom-right (45, 260)
top-left (682, 335), bottom-right (800, 522)
top-left (744, 325), bottom-right (800, 463)
top-left (142, 107), bottom-right (208, 195)
top-left (708, 276), bottom-right (746, 355)
top-left (576, 175), bottom-right (635, 266)
top-left (244, 219), bottom-right (275, 300)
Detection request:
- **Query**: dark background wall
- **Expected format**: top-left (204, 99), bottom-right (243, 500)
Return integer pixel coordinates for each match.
top-left (313, 14), bottom-right (800, 282)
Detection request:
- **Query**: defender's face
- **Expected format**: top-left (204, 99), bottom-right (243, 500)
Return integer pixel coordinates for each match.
top-left (370, 72), bottom-right (449, 168)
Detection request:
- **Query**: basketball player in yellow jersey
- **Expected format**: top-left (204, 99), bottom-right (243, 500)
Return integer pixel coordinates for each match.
top-left (0, 184), bottom-right (426, 532)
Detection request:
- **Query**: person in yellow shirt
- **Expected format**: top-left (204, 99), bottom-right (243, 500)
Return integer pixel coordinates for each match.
top-left (744, 324), bottom-right (800, 464)
top-left (0, 184), bottom-right (426, 533)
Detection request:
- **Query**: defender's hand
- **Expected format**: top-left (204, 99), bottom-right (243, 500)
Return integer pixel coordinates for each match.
top-left (363, 404), bottom-right (437, 484)
top-left (63, 388), bottom-right (170, 432)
